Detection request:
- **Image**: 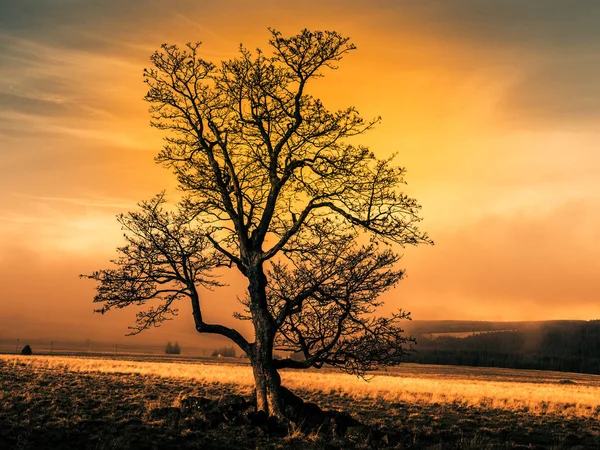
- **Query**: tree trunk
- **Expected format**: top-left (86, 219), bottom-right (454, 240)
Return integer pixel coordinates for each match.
top-left (247, 260), bottom-right (285, 418)
top-left (251, 356), bottom-right (284, 417)
top-left (266, 364), bottom-right (284, 418)
top-left (252, 362), bottom-right (269, 413)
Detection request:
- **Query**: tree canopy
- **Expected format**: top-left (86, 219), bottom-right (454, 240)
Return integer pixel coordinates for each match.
top-left (84, 28), bottom-right (432, 418)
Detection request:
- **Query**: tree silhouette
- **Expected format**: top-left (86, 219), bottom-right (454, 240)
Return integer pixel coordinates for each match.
top-left (165, 341), bottom-right (181, 354)
top-left (83, 29), bottom-right (431, 419)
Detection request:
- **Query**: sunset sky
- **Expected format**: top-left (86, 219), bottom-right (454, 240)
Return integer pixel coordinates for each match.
top-left (1, 0), bottom-right (599, 345)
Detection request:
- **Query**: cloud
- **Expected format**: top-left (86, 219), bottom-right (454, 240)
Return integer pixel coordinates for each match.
top-left (396, 200), bottom-right (600, 320)
top-left (0, 0), bottom-right (231, 56)
top-left (402, 0), bottom-right (600, 51)
top-left (348, 1), bottom-right (600, 127)
top-left (501, 57), bottom-right (600, 125)
top-left (0, 238), bottom-right (251, 346)
top-left (0, 92), bottom-right (69, 116)
top-left (427, 1), bottom-right (600, 126)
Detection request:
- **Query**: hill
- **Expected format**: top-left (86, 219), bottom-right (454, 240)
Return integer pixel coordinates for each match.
top-left (405, 320), bottom-right (600, 374)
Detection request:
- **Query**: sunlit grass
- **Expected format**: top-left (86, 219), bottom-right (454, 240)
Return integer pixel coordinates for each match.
top-left (3, 354), bottom-right (599, 419)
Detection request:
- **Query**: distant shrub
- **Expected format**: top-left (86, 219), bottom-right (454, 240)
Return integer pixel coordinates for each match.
top-left (21, 345), bottom-right (32, 355)
top-left (165, 341), bottom-right (181, 355)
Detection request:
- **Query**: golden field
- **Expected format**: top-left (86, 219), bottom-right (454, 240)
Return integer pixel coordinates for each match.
top-left (3, 354), bottom-right (600, 448)
top-left (2, 354), bottom-right (599, 419)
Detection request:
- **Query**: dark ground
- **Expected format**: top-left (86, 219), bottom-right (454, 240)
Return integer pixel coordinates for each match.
top-left (1, 359), bottom-right (599, 449)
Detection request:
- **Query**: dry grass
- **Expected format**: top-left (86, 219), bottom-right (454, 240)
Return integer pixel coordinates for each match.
top-left (2, 354), bottom-right (600, 449)
top-left (2, 354), bottom-right (599, 419)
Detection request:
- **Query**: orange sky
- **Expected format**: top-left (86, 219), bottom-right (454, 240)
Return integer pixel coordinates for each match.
top-left (1, 0), bottom-right (600, 345)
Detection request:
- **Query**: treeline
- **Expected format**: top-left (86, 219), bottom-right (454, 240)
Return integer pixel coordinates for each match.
top-left (212, 346), bottom-right (237, 357)
top-left (406, 320), bottom-right (600, 374)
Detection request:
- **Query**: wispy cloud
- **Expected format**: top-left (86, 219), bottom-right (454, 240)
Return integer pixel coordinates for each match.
top-left (11, 194), bottom-right (138, 210)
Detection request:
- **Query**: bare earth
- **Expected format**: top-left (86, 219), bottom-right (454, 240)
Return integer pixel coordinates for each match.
top-left (1, 355), bottom-right (599, 449)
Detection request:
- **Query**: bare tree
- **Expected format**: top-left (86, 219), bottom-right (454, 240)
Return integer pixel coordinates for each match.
top-left (84, 29), bottom-right (431, 419)
top-left (267, 230), bottom-right (415, 376)
top-left (82, 193), bottom-right (248, 351)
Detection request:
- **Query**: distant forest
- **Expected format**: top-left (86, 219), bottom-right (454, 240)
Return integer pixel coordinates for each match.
top-left (405, 320), bottom-right (600, 375)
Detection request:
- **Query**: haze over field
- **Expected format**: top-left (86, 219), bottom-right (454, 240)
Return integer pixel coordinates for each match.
top-left (1, 0), bottom-right (600, 345)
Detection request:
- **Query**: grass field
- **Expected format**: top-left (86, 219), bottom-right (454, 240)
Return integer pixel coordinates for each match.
top-left (1, 354), bottom-right (599, 449)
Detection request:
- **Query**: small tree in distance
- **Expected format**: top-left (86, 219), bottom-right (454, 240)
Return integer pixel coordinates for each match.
top-left (83, 28), bottom-right (432, 420)
top-left (21, 344), bottom-right (32, 356)
top-left (165, 341), bottom-right (182, 355)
